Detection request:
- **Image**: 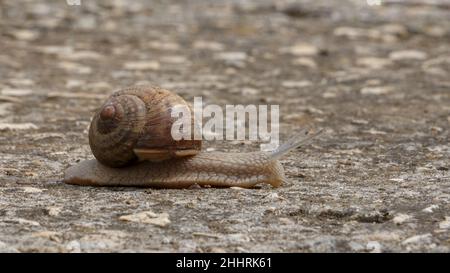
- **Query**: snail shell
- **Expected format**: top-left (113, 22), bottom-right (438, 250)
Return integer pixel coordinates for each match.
top-left (89, 86), bottom-right (201, 167)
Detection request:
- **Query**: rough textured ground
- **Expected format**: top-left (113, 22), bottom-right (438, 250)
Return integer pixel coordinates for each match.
top-left (0, 0), bottom-right (449, 252)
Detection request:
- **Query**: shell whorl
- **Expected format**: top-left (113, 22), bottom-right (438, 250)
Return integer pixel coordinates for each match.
top-left (89, 86), bottom-right (201, 167)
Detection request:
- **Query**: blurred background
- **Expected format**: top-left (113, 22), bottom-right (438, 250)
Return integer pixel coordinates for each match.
top-left (0, 0), bottom-right (449, 252)
top-left (0, 0), bottom-right (449, 135)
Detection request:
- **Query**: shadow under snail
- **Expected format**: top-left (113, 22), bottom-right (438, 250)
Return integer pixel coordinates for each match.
top-left (64, 85), bottom-right (322, 188)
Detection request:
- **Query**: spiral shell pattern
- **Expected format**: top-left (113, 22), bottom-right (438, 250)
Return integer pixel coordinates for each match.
top-left (89, 86), bottom-right (201, 167)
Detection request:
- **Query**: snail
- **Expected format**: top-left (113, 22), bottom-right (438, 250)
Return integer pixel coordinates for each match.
top-left (64, 85), bottom-right (322, 188)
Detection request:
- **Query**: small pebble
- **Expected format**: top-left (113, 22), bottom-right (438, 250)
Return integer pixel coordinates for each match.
top-left (402, 233), bottom-right (432, 245)
top-left (119, 211), bottom-right (170, 227)
top-left (148, 41), bottom-right (180, 51)
top-left (334, 27), bottom-right (379, 40)
top-left (0, 123), bottom-right (38, 131)
top-left (241, 87), bottom-right (259, 96)
top-left (8, 78), bottom-right (34, 86)
top-left (392, 213), bottom-right (412, 225)
top-left (389, 50), bottom-right (428, 61)
top-left (58, 62), bottom-right (92, 74)
top-left (280, 43), bottom-right (319, 56)
top-left (2, 218), bottom-right (40, 227)
top-left (66, 240), bottom-right (81, 253)
top-left (281, 81), bottom-right (312, 88)
top-left (36, 45), bottom-right (73, 55)
top-left (422, 205), bottom-right (439, 213)
top-left (10, 29), bottom-right (39, 41)
top-left (1, 88), bottom-right (33, 97)
top-left (123, 61), bottom-right (160, 71)
top-left (21, 187), bottom-right (43, 193)
top-left (47, 206), bottom-right (62, 217)
top-left (360, 86), bottom-right (392, 95)
top-left (366, 241), bottom-right (382, 253)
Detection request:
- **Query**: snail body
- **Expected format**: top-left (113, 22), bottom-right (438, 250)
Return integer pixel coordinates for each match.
top-left (64, 152), bottom-right (285, 188)
top-left (64, 86), bottom-right (320, 188)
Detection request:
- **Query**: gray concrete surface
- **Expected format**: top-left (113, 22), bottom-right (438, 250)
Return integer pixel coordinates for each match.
top-left (0, 0), bottom-right (449, 252)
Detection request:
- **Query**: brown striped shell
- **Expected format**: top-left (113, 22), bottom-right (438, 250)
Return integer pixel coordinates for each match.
top-left (89, 86), bottom-right (201, 167)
